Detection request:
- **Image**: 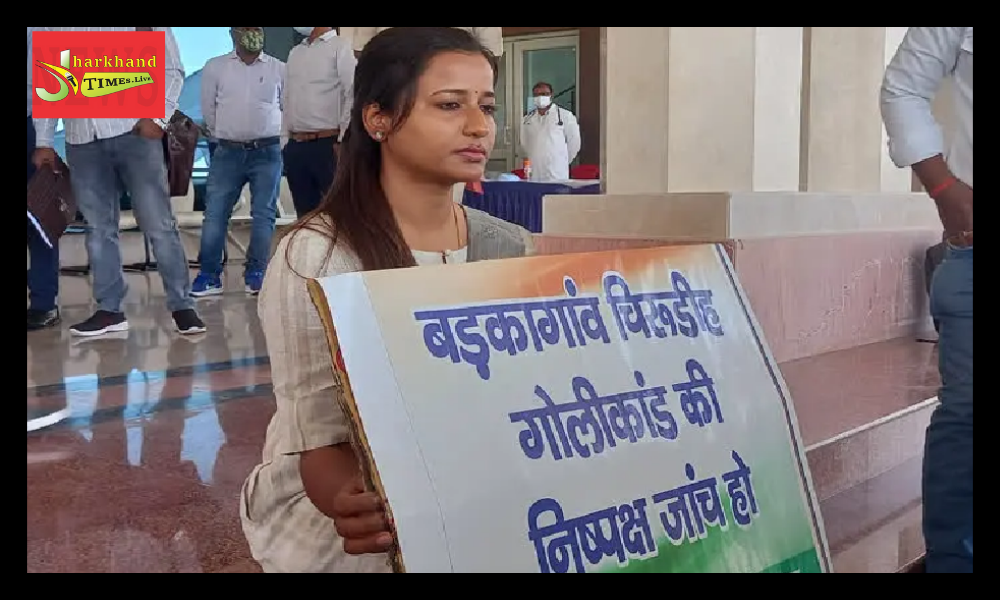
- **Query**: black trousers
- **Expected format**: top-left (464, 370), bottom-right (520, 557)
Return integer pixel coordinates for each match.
top-left (282, 137), bottom-right (337, 217)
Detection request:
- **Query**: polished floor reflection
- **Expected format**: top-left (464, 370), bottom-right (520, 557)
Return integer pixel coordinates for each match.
top-left (28, 233), bottom-right (268, 573)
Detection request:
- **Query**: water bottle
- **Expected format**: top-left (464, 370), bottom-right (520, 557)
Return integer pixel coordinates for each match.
top-left (522, 158), bottom-right (532, 180)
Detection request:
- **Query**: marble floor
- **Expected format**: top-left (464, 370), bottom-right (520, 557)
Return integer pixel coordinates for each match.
top-left (28, 233), bottom-right (267, 573)
top-left (27, 232), bottom-right (929, 573)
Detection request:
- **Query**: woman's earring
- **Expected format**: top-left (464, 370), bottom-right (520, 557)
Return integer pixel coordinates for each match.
top-left (374, 131), bottom-right (384, 142)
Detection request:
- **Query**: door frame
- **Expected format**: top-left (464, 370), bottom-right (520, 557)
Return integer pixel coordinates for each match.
top-left (488, 51), bottom-right (516, 174)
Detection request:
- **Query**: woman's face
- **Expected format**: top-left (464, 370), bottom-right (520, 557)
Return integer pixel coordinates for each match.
top-left (383, 51), bottom-right (497, 184)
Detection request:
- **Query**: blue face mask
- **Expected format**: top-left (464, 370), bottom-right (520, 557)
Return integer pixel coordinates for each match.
top-left (293, 27), bottom-right (314, 36)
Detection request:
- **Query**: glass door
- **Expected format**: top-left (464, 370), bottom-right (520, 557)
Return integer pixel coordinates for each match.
top-left (490, 33), bottom-right (579, 174)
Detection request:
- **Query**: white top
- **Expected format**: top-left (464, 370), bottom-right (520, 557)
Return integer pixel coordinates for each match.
top-left (32, 27), bottom-right (184, 148)
top-left (241, 225), bottom-right (467, 573)
top-left (283, 30), bottom-right (356, 141)
top-left (412, 247), bottom-right (469, 265)
top-left (201, 51), bottom-right (285, 142)
top-left (881, 27), bottom-right (973, 188)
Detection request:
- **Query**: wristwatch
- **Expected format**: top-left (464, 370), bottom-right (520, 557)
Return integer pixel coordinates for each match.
top-left (152, 117), bottom-right (169, 130)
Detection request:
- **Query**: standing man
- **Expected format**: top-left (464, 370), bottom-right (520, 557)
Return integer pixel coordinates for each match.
top-left (33, 27), bottom-right (206, 337)
top-left (283, 27), bottom-right (355, 217)
top-left (520, 81), bottom-right (581, 183)
top-left (26, 26), bottom-right (61, 331)
top-left (191, 27), bottom-right (285, 297)
top-left (349, 27), bottom-right (503, 58)
top-left (881, 27), bottom-right (973, 573)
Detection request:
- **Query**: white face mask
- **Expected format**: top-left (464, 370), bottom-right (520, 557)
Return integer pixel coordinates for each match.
top-left (533, 95), bottom-right (552, 110)
top-left (293, 27), bottom-right (315, 36)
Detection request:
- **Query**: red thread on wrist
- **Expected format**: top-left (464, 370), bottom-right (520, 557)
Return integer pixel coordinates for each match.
top-left (929, 176), bottom-right (957, 199)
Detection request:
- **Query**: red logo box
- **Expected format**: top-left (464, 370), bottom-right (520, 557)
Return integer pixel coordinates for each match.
top-left (32, 30), bottom-right (167, 119)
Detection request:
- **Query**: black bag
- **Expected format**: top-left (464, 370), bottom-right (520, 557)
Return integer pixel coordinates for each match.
top-left (162, 110), bottom-right (200, 197)
top-left (27, 155), bottom-right (76, 247)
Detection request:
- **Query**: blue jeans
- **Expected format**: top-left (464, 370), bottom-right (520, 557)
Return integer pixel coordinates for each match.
top-left (27, 115), bottom-right (59, 312)
top-left (923, 244), bottom-right (973, 573)
top-left (198, 143), bottom-right (281, 276)
top-left (66, 132), bottom-right (194, 314)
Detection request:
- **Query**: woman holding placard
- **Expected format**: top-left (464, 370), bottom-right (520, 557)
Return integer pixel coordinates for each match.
top-left (240, 27), bottom-right (534, 573)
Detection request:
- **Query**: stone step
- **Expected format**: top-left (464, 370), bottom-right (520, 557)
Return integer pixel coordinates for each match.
top-left (787, 338), bottom-right (937, 573)
top-left (819, 455), bottom-right (925, 573)
top-left (805, 400), bottom-right (934, 502)
top-left (902, 556), bottom-right (925, 573)
top-left (783, 337), bottom-right (938, 500)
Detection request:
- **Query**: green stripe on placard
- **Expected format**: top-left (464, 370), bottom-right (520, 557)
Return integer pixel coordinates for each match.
top-left (760, 549), bottom-right (823, 573)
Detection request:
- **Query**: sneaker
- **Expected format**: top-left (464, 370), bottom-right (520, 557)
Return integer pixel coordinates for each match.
top-left (27, 308), bottom-right (61, 331)
top-left (245, 269), bottom-right (265, 296)
top-left (191, 272), bottom-right (224, 298)
top-left (173, 309), bottom-right (207, 335)
top-left (69, 310), bottom-right (129, 338)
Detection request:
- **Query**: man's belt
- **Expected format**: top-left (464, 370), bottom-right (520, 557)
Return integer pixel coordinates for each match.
top-left (289, 129), bottom-right (340, 142)
top-left (218, 137), bottom-right (281, 150)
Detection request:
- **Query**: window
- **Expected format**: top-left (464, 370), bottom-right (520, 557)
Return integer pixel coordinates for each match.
top-left (173, 28), bottom-right (232, 176)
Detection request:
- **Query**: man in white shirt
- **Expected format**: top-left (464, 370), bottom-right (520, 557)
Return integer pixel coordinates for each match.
top-left (283, 27), bottom-right (356, 217)
top-left (881, 26), bottom-right (973, 574)
top-left (350, 27), bottom-right (503, 58)
top-left (26, 26), bottom-right (61, 331)
top-left (191, 27), bottom-right (285, 298)
top-left (32, 27), bottom-right (205, 338)
top-left (520, 81), bottom-right (581, 182)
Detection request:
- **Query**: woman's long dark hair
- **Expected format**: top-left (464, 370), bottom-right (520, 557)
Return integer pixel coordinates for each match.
top-left (286, 27), bottom-right (495, 272)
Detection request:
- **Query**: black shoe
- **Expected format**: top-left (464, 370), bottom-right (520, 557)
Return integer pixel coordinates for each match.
top-left (173, 309), bottom-right (207, 335)
top-left (69, 310), bottom-right (129, 338)
top-left (27, 308), bottom-right (61, 331)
